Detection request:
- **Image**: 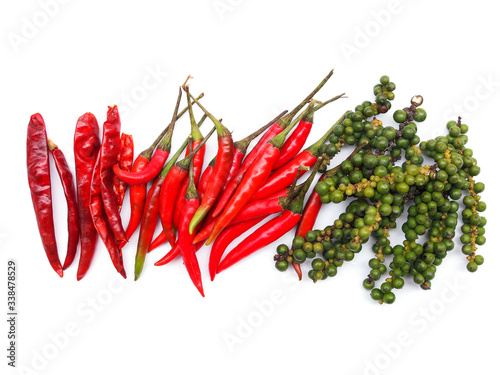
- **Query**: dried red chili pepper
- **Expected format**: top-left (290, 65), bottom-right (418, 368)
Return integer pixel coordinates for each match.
top-left (185, 89), bottom-right (234, 234)
top-left (216, 158), bottom-right (322, 274)
top-left (113, 133), bottom-right (134, 212)
top-left (211, 71), bottom-right (334, 219)
top-left (205, 103), bottom-right (314, 245)
top-left (249, 112), bottom-right (347, 202)
top-left (100, 105), bottom-right (127, 245)
top-left (133, 135), bottom-right (189, 280)
top-left (209, 216), bottom-right (265, 280)
top-left (47, 139), bottom-right (80, 270)
top-left (89, 151), bottom-right (126, 278)
top-left (112, 89), bottom-right (184, 185)
top-left (159, 154), bottom-right (204, 296)
top-left (123, 94), bottom-right (204, 243)
top-left (158, 127), bottom-right (216, 247)
top-left (74, 113), bottom-right (101, 280)
top-left (27, 114), bottom-right (63, 277)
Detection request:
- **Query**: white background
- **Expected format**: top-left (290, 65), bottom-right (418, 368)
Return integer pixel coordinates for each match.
top-left (1, 1), bottom-right (499, 374)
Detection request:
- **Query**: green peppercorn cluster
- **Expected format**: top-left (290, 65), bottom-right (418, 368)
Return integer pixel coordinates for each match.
top-left (274, 75), bottom-right (487, 305)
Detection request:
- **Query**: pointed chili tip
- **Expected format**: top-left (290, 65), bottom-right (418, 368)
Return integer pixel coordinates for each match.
top-left (76, 274), bottom-right (84, 281)
top-left (210, 274), bottom-right (215, 282)
top-left (196, 285), bottom-right (205, 297)
top-left (56, 268), bottom-right (64, 278)
top-left (134, 273), bottom-right (141, 281)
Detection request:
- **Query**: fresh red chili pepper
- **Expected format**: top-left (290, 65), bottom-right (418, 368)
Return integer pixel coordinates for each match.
top-left (198, 156), bottom-right (216, 198)
top-left (154, 241), bottom-right (204, 264)
top-left (216, 158), bottom-right (322, 274)
top-left (185, 89), bottom-right (234, 234)
top-left (158, 127), bottom-right (216, 247)
top-left (74, 113), bottom-right (101, 280)
top-left (157, 156), bottom-right (204, 296)
top-left (122, 96), bottom-right (204, 245)
top-left (173, 98), bottom-right (208, 229)
top-left (133, 133), bottom-right (190, 280)
top-left (205, 103), bottom-right (313, 245)
top-left (113, 133), bottom-right (134, 212)
top-left (27, 114), bottom-right (63, 277)
top-left (211, 71), bottom-right (334, 219)
top-left (47, 139), bottom-right (80, 270)
top-left (112, 89), bottom-right (187, 185)
top-left (99, 105), bottom-right (127, 245)
top-left (89, 151), bottom-right (126, 278)
top-left (249, 112), bottom-right (347, 202)
top-left (209, 216), bottom-right (265, 281)
top-left (272, 94), bottom-right (345, 170)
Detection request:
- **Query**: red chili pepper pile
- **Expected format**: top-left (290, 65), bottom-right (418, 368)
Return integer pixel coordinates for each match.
top-left (27, 70), bottom-right (348, 293)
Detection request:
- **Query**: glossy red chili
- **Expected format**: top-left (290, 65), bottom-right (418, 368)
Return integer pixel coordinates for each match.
top-left (113, 133), bottom-right (134, 212)
top-left (27, 114), bottom-right (63, 277)
top-left (198, 156), bottom-right (216, 198)
top-left (74, 113), bottom-right (101, 280)
top-left (47, 139), bottom-right (80, 270)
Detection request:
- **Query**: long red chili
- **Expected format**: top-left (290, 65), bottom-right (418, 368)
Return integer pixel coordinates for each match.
top-left (211, 71), bottom-right (334, 219)
top-left (89, 151), bottom-right (126, 278)
top-left (112, 88), bottom-right (184, 185)
top-left (209, 216), bottom-right (265, 281)
top-left (74, 113), bottom-right (101, 280)
top-left (249, 112), bottom-right (347, 202)
top-left (186, 89), bottom-right (234, 234)
top-left (27, 114), bottom-right (63, 277)
top-left (205, 104), bottom-right (311, 245)
top-left (123, 94), bottom-right (205, 243)
top-left (158, 127), bottom-right (216, 247)
top-left (157, 157), bottom-right (204, 297)
top-left (216, 158), bottom-right (323, 274)
top-left (198, 156), bottom-right (216, 198)
top-left (47, 139), bottom-right (80, 270)
top-left (173, 98), bottom-right (208, 229)
top-left (112, 133), bottom-right (134, 212)
top-left (133, 134), bottom-right (190, 280)
top-left (99, 105), bottom-right (127, 245)
top-left (272, 94), bottom-right (344, 170)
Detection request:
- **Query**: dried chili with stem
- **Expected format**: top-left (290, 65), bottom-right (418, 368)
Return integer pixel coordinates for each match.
top-left (74, 113), bottom-right (101, 280)
top-left (134, 128), bottom-right (215, 280)
top-left (112, 133), bottom-right (134, 212)
top-left (159, 127), bottom-right (216, 247)
top-left (47, 139), bottom-right (80, 270)
top-left (112, 88), bottom-right (184, 185)
top-left (90, 151), bottom-right (126, 278)
top-left (250, 111), bottom-right (349, 202)
top-left (184, 87), bottom-right (234, 234)
top-left (205, 102), bottom-right (315, 245)
top-left (27, 114), bottom-right (63, 277)
top-left (216, 157), bottom-right (324, 274)
top-left (99, 105), bottom-right (127, 245)
top-left (211, 71), bottom-right (334, 220)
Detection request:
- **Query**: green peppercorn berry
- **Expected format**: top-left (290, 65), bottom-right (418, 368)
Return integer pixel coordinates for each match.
top-left (466, 261), bottom-right (478, 272)
top-left (371, 288), bottom-right (383, 301)
top-left (308, 270), bottom-right (316, 280)
top-left (413, 108), bottom-right (427, 122)
top-left (474, 255), bottom-right (484, 265)
top-left (311, 258), bottom-right (325, 271)
top-left (292, 236), bottom-right (305, 249)
top-left (383, 292), bottom-right (396, 304)
top-left (363, 278), bottom-right (374, 290)
top-left (293, 249), bottom-right (306, 263)
top-left (305, 230), bottom-right (317, 242)
top-left (380, 75), bottom-right (390, 85)
top-left (393, 277), bottom-right (404, 289)
top-left (275, 260), bottom-right (289, 272)
top-left (326, 143), bottom-right (338, 157)
top-left (325, 264), bottom-right (338, 277)
top-left (276, 244), bottom-right (289, 255)
top-left (315, 181), bottom-right (329, 195)
top-left (380, 282), bottom-right (392, 294)
top-left (393, 110), bottom-right (407, 123)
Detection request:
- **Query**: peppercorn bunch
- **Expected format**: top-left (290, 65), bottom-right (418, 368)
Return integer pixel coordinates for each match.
top-left (275, 76), bottom-right (487, 305)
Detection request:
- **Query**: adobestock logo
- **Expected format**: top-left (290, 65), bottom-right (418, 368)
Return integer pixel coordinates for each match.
top-left (339, 0), bottom-right (409, 63)
top-left (7, 0), bottom-right (71, 54)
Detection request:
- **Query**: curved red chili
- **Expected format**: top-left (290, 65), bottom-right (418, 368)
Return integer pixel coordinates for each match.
top-left (123, 95), bottom-right (205, 243)
top-left (159, 127), bottom-right (216, 247)
top-left (112, 133), bottom-right (134, 212)
top-left (216, 158), bottom-right (323, 273)
top-left (99, 105), bottom-right (127, 245)
top-left (154, 241), bottom-right (204, 264)
top-left (209, 216), bottom-right (265, 280)
top-left (89, 151), bottom-right (126, 278)
top-left (158, 158), bottom-right (204, 297)
top-left (205, 106), bottom-right (308, 245)
top-left (27, 114), bottom-right (63, 277)
top-left (47, 139), bottom-right (80, 271)
top-left (74, 113), bottom-right (101, 280)
top-left (250, 112), bottom-right (347, 201)
top-left (185, 89), bottom-right (234, 234)
top-left (112, 88), bottom-right (183, 185)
